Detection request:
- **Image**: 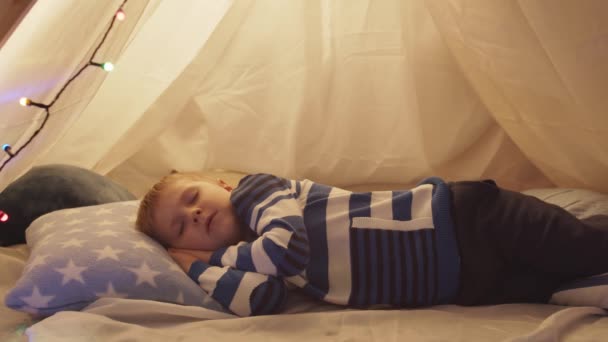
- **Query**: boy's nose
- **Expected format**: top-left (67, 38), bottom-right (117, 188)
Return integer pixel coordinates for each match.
top-left (192, 209), bottom-right (202, 223)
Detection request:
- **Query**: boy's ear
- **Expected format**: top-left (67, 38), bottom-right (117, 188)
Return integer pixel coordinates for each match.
top-left (217, 179), bottom-right (233, 192)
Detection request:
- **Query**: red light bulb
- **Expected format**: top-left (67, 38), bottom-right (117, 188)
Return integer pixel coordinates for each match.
top-left (0, 210), bottom-right (8, 222)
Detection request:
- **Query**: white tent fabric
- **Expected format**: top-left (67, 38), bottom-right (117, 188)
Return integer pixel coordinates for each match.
top-left (1, 0), bottom-right (606, 196)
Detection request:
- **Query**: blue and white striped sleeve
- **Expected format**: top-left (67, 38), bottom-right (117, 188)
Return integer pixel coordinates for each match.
top-left (188, 261), bottom-right (287, 317)
top-left (209, 174), bottom-right (309, 277)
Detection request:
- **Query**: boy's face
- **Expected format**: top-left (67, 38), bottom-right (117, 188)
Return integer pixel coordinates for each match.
top-left (151, 179), bottom-right (243, 251)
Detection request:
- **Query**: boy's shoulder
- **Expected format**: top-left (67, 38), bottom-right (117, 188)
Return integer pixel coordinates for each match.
top-left (233, 174), bottom-right (297, 198)
top-left (238, 173), bottom-right (281, 184)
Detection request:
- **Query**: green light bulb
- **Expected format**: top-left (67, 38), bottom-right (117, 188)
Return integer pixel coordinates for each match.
top-left (102, 62), bottom-right (114, 71)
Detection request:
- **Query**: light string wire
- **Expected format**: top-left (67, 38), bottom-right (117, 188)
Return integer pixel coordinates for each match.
top-left (0, 0), bottom-right (128, 172)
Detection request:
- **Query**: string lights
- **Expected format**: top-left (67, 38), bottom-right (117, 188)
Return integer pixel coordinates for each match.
top-left (2, 144), bottom-right (14, 157)
top-left (90, 61), bottom-right (115, 71)
top-left (18, 97), bottom-right (48, 109)
top-left (0, 210), bottom-right (8, 222)
top-left (0, 0), bottom-right (128, 172)
top-left (116, 9), bottom-right (126, 21)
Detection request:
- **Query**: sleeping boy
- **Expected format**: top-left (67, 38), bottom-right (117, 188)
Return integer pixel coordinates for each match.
top-left (136, 172), bottom-right (608, 317)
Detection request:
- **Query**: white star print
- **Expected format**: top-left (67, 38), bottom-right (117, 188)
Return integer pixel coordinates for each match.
top-left (93, 246), bottom-right (121, 261)
top-left (66, 218), bottom-right (86, 226)
top-left (94, 282), bottom-right (128, 298)
top-left (20, 286), bottom-right (55, 308)
top-left (97, 219), bottom-right (116, 226)
top-left (37, 221), bottom-right (56, 233)
top-left (55, 260), bottom-right (87, 285)
top-left (36, 236), bottom-right (53, 247)
top-left (127, 261), bottom-right (161, 287)
top-left (131, 240), bottom-right (155, 252)
top-left (62, 209), bottom-right (82, 216)
top-left (60, 238), bottom-right (85, 248)
top-left (95, 207), bottom-right (113, 216)
top-left (26, 254), bottom-right (49, 271)
top-left (95, 229), bottom-right (119, 237)
top-left (65, 228), bottom-right (85, 234)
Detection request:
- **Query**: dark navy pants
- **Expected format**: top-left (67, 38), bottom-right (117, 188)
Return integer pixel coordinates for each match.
top-left (448, 180), bottom-right (608, 305)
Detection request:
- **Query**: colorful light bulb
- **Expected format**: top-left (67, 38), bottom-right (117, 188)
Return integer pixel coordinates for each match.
top-left (2, 144), bottom-right (14, 157)
top-left (116, 9), bottom-right (126, 21)
top-left (90, 61), bottom-right (115, 72)
top-left (0, 210), bottom-right (8, 222)
top-left (18, 97), bottom-right (47, 108)
top-left (19, 97), bottom-right (31, 106)
top-left (102, 62), bottom-right (114, 71)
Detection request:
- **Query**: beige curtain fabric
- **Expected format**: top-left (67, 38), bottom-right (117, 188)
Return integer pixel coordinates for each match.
top-left (425, 0), bottom-right (608, 192)
top-left (1, 0), bottom-right (606, 196)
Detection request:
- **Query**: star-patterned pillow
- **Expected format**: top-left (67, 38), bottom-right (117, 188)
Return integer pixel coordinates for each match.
top-left (4, 201), bottom-right (227, 316)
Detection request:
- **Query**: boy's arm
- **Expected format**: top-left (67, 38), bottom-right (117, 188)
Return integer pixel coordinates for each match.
top-left (210, 174), bottom-right (309, 277)
top-left (172, 250), bottom-right (287, 316)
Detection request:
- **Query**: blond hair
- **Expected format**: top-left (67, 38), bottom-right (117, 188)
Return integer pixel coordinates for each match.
top-left (135, 172), bottom-right (217, 244)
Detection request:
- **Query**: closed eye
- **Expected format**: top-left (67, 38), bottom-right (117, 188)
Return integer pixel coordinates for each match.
top-left (190, 190), bottom-right (199, 204)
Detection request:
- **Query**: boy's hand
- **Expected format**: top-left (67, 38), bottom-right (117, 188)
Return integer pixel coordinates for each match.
top-left (168, 248), bottom-right (214, 272)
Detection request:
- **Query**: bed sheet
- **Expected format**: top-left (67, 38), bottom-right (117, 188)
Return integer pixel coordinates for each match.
top-left (0, 244), bottom-right (35, 342)
top-left (25, 297), bottom-right (608, 341)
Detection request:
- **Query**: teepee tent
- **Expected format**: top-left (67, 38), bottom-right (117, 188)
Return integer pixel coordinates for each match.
top-left (3, 1), bottom-right (608, 340)
top-left (1, 0), bottom-right (607, 195)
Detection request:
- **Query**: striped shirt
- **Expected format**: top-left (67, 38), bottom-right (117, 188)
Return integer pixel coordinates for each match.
top-left (188, 173), bottom-right (460, 316)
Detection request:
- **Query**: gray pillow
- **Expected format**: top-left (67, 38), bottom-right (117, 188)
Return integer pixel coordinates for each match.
top-left (0, 164), bottom-right (135, 246)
